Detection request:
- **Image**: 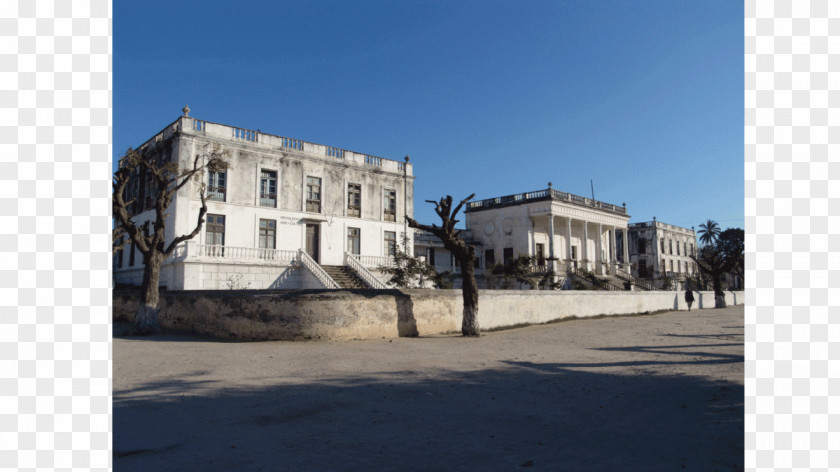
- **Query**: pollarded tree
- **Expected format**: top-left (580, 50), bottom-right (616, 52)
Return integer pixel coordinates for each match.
top-left (113, 141), bottom-right (229, 334)
top-left (690, 244), bottom-right (737, 308)
top-left (406, 194), bottom-right (480, 337)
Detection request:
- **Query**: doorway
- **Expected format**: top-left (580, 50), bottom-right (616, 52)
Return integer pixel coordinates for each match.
top-left (305, 224), bottom-right (320, 263)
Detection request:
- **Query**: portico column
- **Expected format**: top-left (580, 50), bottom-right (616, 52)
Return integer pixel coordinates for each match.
top-left (622, 228), bottom-right (630, 270)
top-left (610, 228), bottom-right (618, 275)
top-left (596, 223), bottom-right (603, 275)
top-left (547, 215), bottom-right (556, 272)
top-left (566, 218), bottom-right (572, 272)
top-left (582, 222), bottom-right (589, 271)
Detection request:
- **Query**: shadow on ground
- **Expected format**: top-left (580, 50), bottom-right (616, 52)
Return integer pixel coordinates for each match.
top-left (114, 358), bottom-right (743, 471)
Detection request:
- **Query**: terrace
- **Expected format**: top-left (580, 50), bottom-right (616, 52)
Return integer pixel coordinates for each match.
top-left (139, 114), bottom-right (412, 176)
top-left (466, 187), bottom-right (627, 216)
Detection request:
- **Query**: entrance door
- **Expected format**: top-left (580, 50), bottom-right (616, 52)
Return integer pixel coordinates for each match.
top-left (305, 224), bottom-right (320, 263)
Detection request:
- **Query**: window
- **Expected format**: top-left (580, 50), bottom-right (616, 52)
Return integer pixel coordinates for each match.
top-left (484, 249), bottom-right (495, 268)
top-left (683, 242), bottom-right (687, 256)
top-left (690, 243), bottom-right (694, 256)
top-left (208, 170), bottom-right (226, 202)
top-left (259, 219), bottom-right (276, 250)
top-left (129, 240), bottom-right (135, 267)
top-left (428, 248), bottom-right (436, 266)
top-left (384, 231), bottom-right (397, 256)
top-left (260, 170), bottom-right (277, 207)
top-left (660, 238), bottom-right (665, 253)
top-left (670, 260), bottom-right (674, 272)
top-left (678, 260), bottom-right (681, 273)
top-left (206, 214), bottom-right (225, 257)
top-left (347, 227), bottom-right (360, 255)
top-left (503, 247), bottom-right (514, 267)
top-left (661, 259), bottom-right (665, 273)
top-left (638, 237), bottom-right (646, 254)
top-left (676, 240), bottom-right (680, 256)
top-left (306, 177), bottom-right (321, 212)
top-left (384, 189), bottom-right (396, 222)
top-left (669, 239), bottom-right (673, 255)
top-left (536, 243), bottom-right (545, 265)
top-left (347, 183), bottom-right (361, 217)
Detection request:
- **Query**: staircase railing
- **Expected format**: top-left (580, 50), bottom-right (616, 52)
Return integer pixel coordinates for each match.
top-left (573, 268), bottom-right (622, 291)
top-left (345, 253), bottom-right (388, 289)
top-left (298, 249), bottom-right (340, 289)
top-left (615, 268), bottom-right (656, 291)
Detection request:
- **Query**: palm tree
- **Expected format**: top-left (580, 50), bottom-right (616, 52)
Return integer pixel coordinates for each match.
top-left (697, 219), bottom-right (721, 247)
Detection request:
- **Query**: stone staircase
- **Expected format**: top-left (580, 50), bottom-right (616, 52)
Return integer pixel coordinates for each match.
top-left (321, 265), bottom-right (370, 289)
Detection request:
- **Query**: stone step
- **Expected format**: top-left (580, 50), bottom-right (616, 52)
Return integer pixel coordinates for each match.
top-left (321, 265), bottom-right (369, 289)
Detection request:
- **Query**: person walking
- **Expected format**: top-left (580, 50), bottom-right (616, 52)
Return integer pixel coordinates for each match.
top-left (684, 282), bottom-right (695, 311)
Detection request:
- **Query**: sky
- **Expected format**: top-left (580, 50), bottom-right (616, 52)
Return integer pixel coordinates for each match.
top-left (114, 0), bottom-right (744, 232)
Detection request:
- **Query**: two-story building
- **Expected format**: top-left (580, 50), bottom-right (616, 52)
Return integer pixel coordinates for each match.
top-left (462, 184), bottom-right (632, 278)
top-left (113, 109), bottom-right (413, 290)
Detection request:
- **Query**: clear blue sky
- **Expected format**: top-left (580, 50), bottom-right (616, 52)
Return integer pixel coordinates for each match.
top-left (115, 0), bottom-right (744, 232)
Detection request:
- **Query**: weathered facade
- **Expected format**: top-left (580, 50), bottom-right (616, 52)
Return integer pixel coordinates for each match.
top-left (626, 219), bottom-right (697, 287)
top-left (113, 110), bottom-right (414, 290)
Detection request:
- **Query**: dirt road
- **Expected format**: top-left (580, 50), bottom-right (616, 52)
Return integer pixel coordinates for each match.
top-left (114, 305), bottom-right (744, 471)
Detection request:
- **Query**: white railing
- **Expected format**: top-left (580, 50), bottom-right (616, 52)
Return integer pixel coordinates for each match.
top-left (298, 249), bottom-right (340, 289)
top-left (355, 254), bottom-right (396, 268)
top-left (189, 243), bottom-right (297, 262)
top-left (177, 116), bottom-right (412, 176)
top-left (345, 253), bottom-right (388, 289)
top-left (467, 187), bottom-right (626, 216)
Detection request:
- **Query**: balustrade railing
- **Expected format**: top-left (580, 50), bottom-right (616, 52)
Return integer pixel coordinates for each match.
top-left (572, 268), bottom-right (622, 291)
top-left (365, 155), bottom-right (382, 166)
top-left (298, 249), bottom-right (339, 288)
top-left (345, 253), bottom-right (388, 289)
top-left (356, 254), bottom-right (396, 268)
top-left (283, 137), bottom-right (304, 151)
top-left (234, 127), bottom-right (257, 142)
top-left (467, 187), bottom-right (626, 215)
top-left (189, 243), bottom-right (298, 262)
top-left (615, 268), bottom-right (656, 291)
top-left (326, 147), bottom-right (344, 159)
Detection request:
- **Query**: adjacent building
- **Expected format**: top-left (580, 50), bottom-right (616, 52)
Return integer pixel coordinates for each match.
top-left (626, 218), bottom-right (697, 287)
top-left (113, 109), bottom-right (414, 290)
top-left (462, 184), bottom-right (632, 277)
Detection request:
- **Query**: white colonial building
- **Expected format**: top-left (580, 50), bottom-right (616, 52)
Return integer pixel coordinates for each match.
top-left (462, 184), bottom-right (632, 278)
top-left (626, 219), bottom-right (697, 286)
top-left (114, 109), bottom-right (413, 290)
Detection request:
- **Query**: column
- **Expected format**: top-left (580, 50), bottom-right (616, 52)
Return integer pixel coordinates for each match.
top-left (566, 218), bottom-right (572, 271)
top-left (582, 222), bottom-right (589, 271)
top-left (610, 228), bottom-right (618, 275)
top-left (596, 223), bottom-right (603, 275)
top-left (622, 228), bottom-right (630, 270)
top-left (547, 215), bottom-right (556, 272)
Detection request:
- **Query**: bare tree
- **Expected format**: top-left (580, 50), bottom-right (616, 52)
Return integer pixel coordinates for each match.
top-left (113, 142), bottom-right (229, 334)
top-left (406, 194), bottom-right (480, 337)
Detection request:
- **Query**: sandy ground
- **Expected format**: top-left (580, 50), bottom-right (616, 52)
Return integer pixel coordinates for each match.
top-left (113, 305), bottom-right (744, 471)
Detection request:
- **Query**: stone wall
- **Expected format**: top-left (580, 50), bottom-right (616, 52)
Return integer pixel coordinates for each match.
top-left (114, 289), bottom-right (744, 341)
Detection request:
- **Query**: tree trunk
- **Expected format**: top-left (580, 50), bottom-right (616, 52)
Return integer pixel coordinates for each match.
top-left (134, 251), bottom-right (164, 334)
top-left (712, 273), bottom-right (726, 308)
top-left (460, 257), bottom-right (480, 337)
